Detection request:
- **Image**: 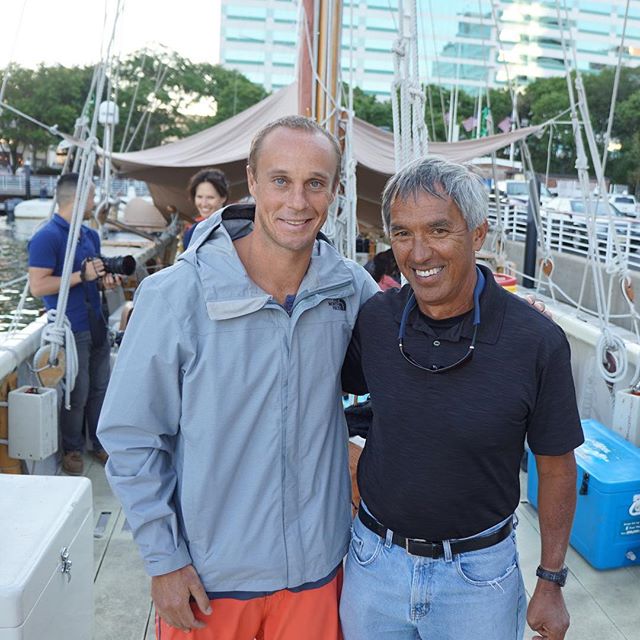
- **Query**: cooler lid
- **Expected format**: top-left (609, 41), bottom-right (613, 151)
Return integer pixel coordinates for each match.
top-left (0, 475), bottom-right (92, 627)
top-left (576, 419), bottom-right (640, 494)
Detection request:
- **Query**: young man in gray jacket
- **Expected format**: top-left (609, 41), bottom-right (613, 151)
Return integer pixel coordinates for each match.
top-left (97, 116), bottom-right (378, 640)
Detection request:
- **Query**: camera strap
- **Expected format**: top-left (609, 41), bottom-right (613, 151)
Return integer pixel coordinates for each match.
top-left (83, 282), bottom-right (108, 347)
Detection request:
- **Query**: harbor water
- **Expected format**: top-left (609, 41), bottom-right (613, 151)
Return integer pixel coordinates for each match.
top-left (0, 218), bottom-right (44, 333)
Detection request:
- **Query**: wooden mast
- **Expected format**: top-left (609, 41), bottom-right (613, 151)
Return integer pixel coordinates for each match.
top-left (297, 0), bottom-right (344, 137)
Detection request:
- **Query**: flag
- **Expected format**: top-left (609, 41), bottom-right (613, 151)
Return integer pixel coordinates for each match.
top-left (497, 116), bottom-right (512, 133)
top-left (462, 116), bottom-right (477, 132)
top-left (480, 106), bottom-right (491, 137)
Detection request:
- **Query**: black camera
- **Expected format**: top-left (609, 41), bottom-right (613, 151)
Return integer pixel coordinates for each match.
top-left (100, 254), bottom-right (136, 276)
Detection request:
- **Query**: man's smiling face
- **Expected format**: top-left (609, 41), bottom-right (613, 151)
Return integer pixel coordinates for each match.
top-left (389, 189), bottom-right (487, 319)
top-left (247, 127), bottom-right (338, 255)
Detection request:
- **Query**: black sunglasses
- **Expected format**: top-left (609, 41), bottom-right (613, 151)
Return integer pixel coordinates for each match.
top-left (397, 267), bottom-right (485, 374)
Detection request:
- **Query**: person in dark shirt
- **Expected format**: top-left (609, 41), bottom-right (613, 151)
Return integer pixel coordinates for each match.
top-left (340, 157), bottom-right (584, 640)
top-left (28, 173), bottom-right (119, 475)
top-left (182, 168), bottom-right (229, 250)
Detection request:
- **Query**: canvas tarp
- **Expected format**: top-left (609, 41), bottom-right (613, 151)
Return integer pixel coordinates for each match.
top-left (111, 83), bottom-right (542, 229)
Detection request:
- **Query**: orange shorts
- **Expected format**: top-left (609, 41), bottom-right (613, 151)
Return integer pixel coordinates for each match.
top-left (156, 570), bottom-right (343, 640)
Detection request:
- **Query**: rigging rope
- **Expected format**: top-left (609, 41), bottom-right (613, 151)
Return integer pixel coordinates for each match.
top-left (424, 0), bottom-right (449, 140)
top-left (31, 0), bottom-right (124, 404)
top-left (0, 0), bottom-right (29, 106)
top-left (601, 0), bottom-right (630, 177)
top-left (392, 0), bottom-right (428, 170)
top-left (555, 0), bottom-right (640, 385)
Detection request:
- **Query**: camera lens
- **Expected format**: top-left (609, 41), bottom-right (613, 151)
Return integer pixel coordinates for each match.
top-left (101, 255), bottom-right (136, 276)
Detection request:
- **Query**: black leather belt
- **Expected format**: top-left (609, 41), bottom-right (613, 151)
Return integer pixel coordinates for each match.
top-left (357, 509), bottom-right (513, 558)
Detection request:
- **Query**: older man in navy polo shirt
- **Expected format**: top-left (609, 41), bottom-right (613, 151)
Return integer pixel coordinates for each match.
top-left (340, 157), bottom-right (584, 640)
top-left (28, 173), bottom-right (115, 475)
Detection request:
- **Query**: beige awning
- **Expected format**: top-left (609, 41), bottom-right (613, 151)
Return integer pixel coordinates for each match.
top-left (111, 83), bottom-right (543, 229)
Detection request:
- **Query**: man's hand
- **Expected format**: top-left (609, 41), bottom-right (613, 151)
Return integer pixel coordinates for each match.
top-left (525, 294), bottom-right (553, 320)
top-left (82, 257), bottom-right (105, 282)
top-left (102, 273), bottom-right (121, 290)
top-left (527, 581), bottom-right (570, 639)
top-left (151, 565), bottom-right (211, 632)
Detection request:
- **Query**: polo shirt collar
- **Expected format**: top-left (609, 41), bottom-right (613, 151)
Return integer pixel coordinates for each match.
top-left (392, 264), bottom-right (506, 345)
top-left (52, 213), bottom-right (89, 238)
top-left (52, 213), bottom-right (70, 229)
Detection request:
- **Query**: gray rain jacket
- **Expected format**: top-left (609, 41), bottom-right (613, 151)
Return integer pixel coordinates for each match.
top-left (98, 204), bottom-right (378, 593)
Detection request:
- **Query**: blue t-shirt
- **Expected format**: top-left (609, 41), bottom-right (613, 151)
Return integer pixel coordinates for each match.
top-left (28, 214), bottom-right (102, 333)
top-left (182, 219), bottom-right (201, 250)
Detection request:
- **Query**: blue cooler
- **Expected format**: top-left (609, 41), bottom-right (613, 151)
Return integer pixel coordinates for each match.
top-left (527, 419), bottom-right (640, 570)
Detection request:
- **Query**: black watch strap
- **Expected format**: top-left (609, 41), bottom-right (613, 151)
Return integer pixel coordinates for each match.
top-left (536, 564), bottom-right (568, 587)
top-left (80, 259), bottom-right (88, 282)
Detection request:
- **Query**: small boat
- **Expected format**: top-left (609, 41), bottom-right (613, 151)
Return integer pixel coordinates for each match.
top-left (13, 199), bottom-right (53, 219)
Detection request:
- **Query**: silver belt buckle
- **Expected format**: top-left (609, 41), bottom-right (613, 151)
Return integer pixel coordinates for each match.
top-left (405, 537), bottom-right (429, 555)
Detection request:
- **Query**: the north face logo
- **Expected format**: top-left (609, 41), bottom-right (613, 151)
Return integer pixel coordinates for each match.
top-left (327, 298), bottom-right (346, 311)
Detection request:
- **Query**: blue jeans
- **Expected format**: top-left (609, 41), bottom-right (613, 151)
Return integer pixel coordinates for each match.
top-left (60, 330), bottom-right (111, 453)
top-left (340, 505), bottom-right (526, 640)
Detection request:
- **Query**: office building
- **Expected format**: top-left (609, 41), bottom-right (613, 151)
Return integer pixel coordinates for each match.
top-left (218, 1), bottom-right (640, 98)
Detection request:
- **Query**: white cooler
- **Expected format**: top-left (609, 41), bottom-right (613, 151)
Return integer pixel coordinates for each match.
top-left (0, 476), bottom-right (94, 639)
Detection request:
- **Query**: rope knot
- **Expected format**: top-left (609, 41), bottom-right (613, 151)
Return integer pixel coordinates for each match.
top-left (392, 38), bottom-right (406, 57)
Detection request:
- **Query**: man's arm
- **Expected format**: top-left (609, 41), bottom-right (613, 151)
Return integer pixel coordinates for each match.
top-left (97, 278), bottom-right (209, 632)
top-left (28, 258), bottom-right (104, 296)
top-left (527, 452), bottom-right (577, 640)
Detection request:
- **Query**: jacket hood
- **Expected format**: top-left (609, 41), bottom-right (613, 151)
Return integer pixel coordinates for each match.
top-left (177, 203), bottom-right (355, 320)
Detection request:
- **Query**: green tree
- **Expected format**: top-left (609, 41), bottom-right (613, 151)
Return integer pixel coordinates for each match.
top-left (0, 63), bottom-right (93, 172)
top-left (349, 85), bottom-right (393, 129)
top-left (113, 48), bottom-right (268, 151)
top-left (517, 68), bottom-right (640, 191)
top-left (0, 50), bottom-right (269, 171)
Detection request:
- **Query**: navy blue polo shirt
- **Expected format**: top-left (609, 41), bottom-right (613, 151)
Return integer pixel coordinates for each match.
top-left (341, 264), bottom-right (584, 540)
top-left (28, 214), bottom-right (102, 333)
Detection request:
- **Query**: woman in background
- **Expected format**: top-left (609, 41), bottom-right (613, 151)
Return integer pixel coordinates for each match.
top-left (369, 249), bottom-right (400, 291)
top-left (182, 168), bottom-right (229, 249)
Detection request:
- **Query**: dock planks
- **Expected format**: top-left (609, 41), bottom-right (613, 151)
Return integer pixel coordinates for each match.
top-left (82, 456), bottom-right (154, 640)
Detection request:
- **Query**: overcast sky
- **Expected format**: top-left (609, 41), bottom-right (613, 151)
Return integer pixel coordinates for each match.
top-left (0, 0), bottom-right (222, 68)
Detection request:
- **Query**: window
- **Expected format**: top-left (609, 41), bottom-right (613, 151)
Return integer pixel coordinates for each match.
top-left (367, 0), bottom-right (398, 8)
top-left (226, 27), bottom-right (266, 43)
top-left (272, 51), bottom-right (295, 65)
top-left (224, 49), bottom-right (266, 64)
top-left (272, 72), bottom-right (295, 86)
top-left (226, 6), bottom-right (267, 21)
top-left (366, 15), bottom-right (398, 33)
top-left (273, 7), bottom-right (297, 23)
top-left (273, 30), bottom-right (297, 45)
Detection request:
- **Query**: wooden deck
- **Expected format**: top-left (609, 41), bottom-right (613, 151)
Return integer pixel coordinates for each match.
top-left (83, 457), bottom-right (155, 640)
top-left (82, 458), bottom-right (640, 640)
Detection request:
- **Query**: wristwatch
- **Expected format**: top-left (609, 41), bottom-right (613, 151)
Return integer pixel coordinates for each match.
top-left (536, 564), bottom-right (568, 587)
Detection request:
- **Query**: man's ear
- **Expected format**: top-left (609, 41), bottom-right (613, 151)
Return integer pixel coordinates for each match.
top-left (246, 165), bottom-right (257, 198)
top-left (472, 220), bottom-right (489, 251)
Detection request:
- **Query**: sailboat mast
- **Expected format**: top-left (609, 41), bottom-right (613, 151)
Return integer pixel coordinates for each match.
top-left (297, 0), bottom-right (344, 137)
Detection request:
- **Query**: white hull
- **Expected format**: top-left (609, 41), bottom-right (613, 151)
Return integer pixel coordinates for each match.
top-left (13, 200), bottom-right (53, 219)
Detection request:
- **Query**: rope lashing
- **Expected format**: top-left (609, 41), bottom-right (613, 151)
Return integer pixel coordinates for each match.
top-left (596, 331), bottom-right (628, 385)
top-left (33, 309), bottom-right (78, 408)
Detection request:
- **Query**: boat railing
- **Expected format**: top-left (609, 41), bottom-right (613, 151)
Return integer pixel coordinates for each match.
top-left (0, 176), bottom-right (150, 198)
top-left (488, 202), bottom-right (640, 271)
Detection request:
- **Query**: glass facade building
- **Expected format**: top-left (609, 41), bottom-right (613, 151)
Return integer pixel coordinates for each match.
top-left (220, 1), bottom-right (298, 91)
top-left (492, 0), bottom-right (640, 85)
top-left (219, 1), bottom-right (640, 97)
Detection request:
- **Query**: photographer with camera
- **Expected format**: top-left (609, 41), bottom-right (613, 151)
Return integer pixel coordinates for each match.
top-left (28, 173), bottom-right (122, 475)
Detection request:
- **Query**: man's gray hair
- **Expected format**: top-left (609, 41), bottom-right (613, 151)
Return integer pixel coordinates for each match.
top-left (381, 156), bottom-right (488, 233)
